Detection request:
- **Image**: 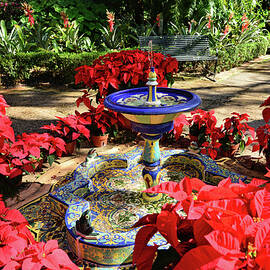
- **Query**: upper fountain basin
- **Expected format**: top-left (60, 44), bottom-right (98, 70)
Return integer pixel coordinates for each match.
top-left (104, 87), bottom-right (201, 127)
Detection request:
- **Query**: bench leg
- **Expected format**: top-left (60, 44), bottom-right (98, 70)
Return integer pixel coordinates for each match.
top-left (213, 59), bottom-right (218, 78)
top-left (204, 60), bottom-right (217, 82)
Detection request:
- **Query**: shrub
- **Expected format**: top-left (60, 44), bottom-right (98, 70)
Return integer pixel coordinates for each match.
top-left (46, 52), bottom-right (106, 85)
top-left (178, 38), bottom-right (268, 76)
top-left (0, 50), bottom-right (107, 87)
top-left (215, 37), bottom-right (269, 73)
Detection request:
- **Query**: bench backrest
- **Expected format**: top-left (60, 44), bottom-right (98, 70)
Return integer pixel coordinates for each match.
top-left (139, 36), bottom-right (164, 53)
top-left (139, 35), bottom-right (210, 56)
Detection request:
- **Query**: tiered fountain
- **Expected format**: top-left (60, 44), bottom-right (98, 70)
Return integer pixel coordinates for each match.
top-left (49, 61), bottom-right (246, 268)
top-left (104, 67), bottom-right (201, 202)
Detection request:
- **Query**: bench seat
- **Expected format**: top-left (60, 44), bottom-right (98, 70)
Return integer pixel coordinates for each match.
top-left (139, 35), bottom-right (218, 80)
top-left (173, 55), bottom-right (217, 62)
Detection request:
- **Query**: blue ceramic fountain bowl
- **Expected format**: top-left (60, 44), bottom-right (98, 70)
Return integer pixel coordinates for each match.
top-left (104, 86), bottom-right (201, 134)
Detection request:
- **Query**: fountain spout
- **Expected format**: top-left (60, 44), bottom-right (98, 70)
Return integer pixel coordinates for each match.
top-left (145, 67), bottom-right (160, 106)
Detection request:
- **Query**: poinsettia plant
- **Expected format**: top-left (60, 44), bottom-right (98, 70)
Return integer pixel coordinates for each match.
top-left (0, 195), bottom-right (79, 269)
top-left (187, 110), bottom-right (254, 159)
top-left (0, 96), bottom-right (43, 179)
top-left (0, 132), bottom-right (67, 184)
top-left (74, 49), bottom-right (178, 102)
top-left (219, 112), bottom-right (254, 156)
top-left (0, 95), bottom-right (68, 183)
top-left (15, 132), bottom-right (67, 166)
top-left (133, 175), bottom-right (270, 269)
top-left (76, 90), bottom-right (128, 136)
top-left (187, 109), bottom-right (223, 159)
top-left (252, 96), bottom-right (270, 166)
top-left (42, 114), bottom-right (91, 144)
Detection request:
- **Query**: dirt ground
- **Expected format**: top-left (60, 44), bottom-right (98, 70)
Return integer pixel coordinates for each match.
top-left (2, 54), bottom-right (270, 208)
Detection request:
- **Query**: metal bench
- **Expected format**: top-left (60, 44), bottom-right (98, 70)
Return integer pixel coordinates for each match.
top-left (139, 35), bottom-right (218, 81)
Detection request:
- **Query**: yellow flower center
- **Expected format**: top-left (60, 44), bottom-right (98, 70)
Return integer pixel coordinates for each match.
top-left (253, 217), bottom-right (264, 223)
top-left (192, 192), bottom-right (197, 200)
top-left (247, 242), bottom-right (257, 258)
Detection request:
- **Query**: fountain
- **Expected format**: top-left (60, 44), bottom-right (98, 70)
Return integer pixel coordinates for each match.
top-left (104, 67), bottom-right (200, 201)
top-left (48, 59), bottom-right (247, 268)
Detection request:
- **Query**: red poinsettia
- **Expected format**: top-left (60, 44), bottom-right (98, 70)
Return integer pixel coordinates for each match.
top-left (219, 112), bottom-right (254, 155)
top-left (0, 195), bottom-right (79, 269)
top-left (76, 95), bottom-right (119, 136)
top-left (260, 96), bottom-right (270, 123)
top-left (0, 95), bottom-right (9, 115)
top-left (133, 176), bottom-right (270, 269)
top-left (0, 131), bottom-right (67, 178)
top-left (75, 49), bottom-right (178, 101)
top-left (252, 96), bottom-right (270, 166)
top-left (13, 240), bottom-right (79, 269)
top-left (173, 115), bottom-right (189, 141)
top-left (187, 110), bottom-right (254, 159)
top-left (188, 109), bottom-right (223, 159)
top-left (42, 114), bottom-right (91, 143)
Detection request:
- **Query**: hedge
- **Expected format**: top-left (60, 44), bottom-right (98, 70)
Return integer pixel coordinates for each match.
top-left (0, 51), bottom-right (108, 87)
top-left (215, 37), bottom-right (269, 73)
top-left (0, 38), bottom-right (268, 87)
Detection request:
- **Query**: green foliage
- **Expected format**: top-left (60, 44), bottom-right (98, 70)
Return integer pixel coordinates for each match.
top-left (0, 18), bottom-right (96, 53)
top-left (0, 51), bottom-right (107, 87)
top-left (52, 21), bottom-right (95, 53)
top-left (0, 55), bottom-right (19, 87)
top-left (169, 17), bottom-right (209, 35)
top-left (47, 155), bottom-right (55, 167)
top-left (0, 1), bottom-right (23, 27)
top-left (25, 23), bottom-right (55, 51)
top-left (99, 25), bottom-right (124, 50)
top-left (171, 0), bottom-right (264, 27)
top-left (46, 52), bottom-right (105, 85)
top-left (216, 37), bottom-right (269, 73)
top-left (0, 20), bottom-right (20, 54)
top-left (14, 23), bottom-right (37, 52)
top-left (168, 0), bottom-right (269, 49)
top-left (27, 0), bottom-right (108, 40)
top-left (0, 0), bottom-right (268, 51)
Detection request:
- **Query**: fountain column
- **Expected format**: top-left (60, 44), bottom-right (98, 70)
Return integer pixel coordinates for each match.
top-left (140, 67), bottom-right (163, 201)
top-left (141, 133), bottom-right (162, 201)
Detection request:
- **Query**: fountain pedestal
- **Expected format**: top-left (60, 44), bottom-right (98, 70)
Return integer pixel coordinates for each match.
top-left (132, 120), bottom-right (174, 201)
top-left (141, 133), bottom-right (162, 201)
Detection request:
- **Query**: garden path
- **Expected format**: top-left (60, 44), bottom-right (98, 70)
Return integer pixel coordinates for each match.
top-left (174, 54), bottom-right (270, 129)
top-left (2, 54), bottom-right (270, 208)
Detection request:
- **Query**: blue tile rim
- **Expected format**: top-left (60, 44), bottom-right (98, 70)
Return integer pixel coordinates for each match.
top-left (104, 87), bottom-right (201, 115)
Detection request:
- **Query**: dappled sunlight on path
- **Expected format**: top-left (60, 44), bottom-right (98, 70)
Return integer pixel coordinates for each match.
top-left (173, 54), bottom-right (270, 130)
top-left (0, 85), bottom-right (89, 135)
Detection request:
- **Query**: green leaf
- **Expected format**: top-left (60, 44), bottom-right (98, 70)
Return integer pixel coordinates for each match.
top-left (239, 140), bottom-right (245, 153)
top-left (47, 155), bottom-right (56, 166)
